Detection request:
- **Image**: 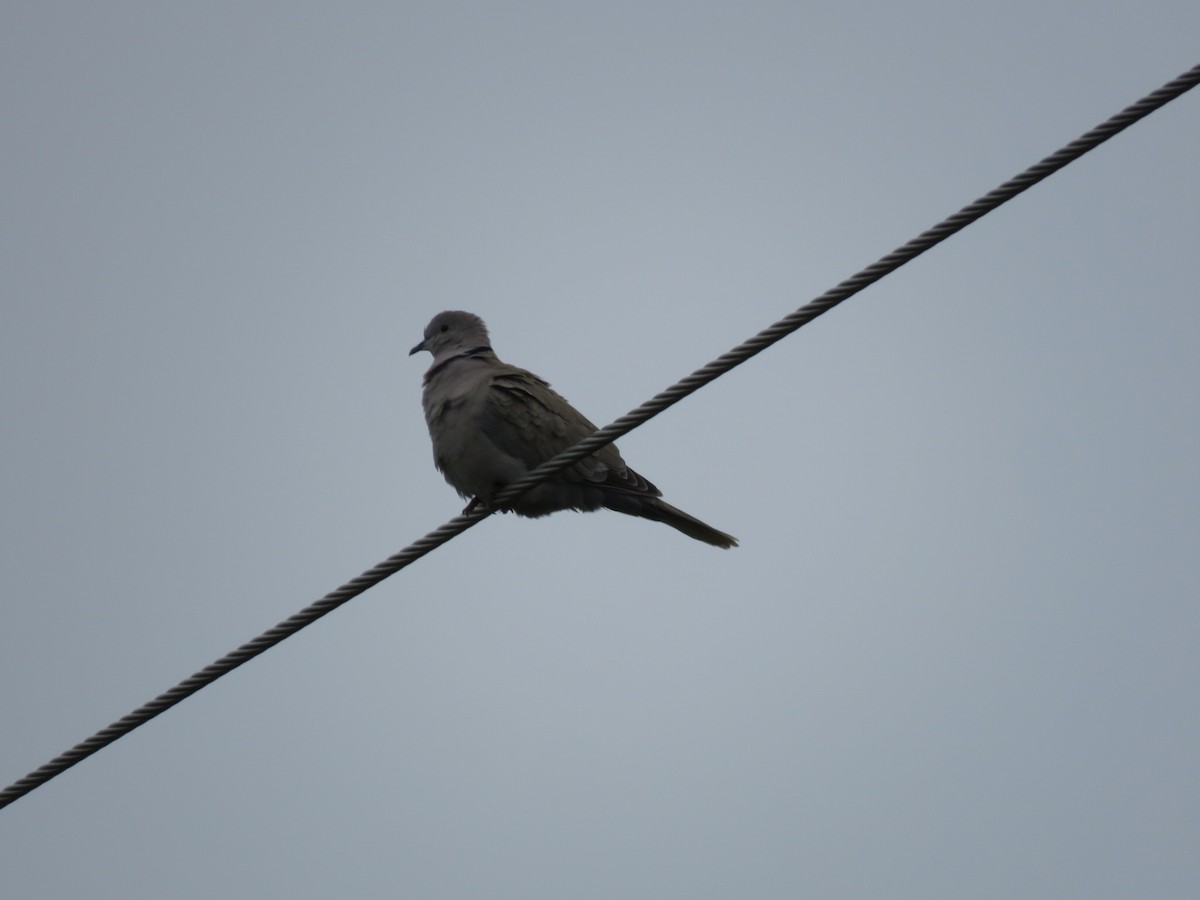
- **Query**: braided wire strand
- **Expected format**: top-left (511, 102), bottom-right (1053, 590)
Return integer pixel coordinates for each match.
top-left (2, 61), bottom-right (1197, 811)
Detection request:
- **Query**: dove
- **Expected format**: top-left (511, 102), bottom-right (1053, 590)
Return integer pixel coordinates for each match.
top-left (410, 311), bottom-right (738, 548)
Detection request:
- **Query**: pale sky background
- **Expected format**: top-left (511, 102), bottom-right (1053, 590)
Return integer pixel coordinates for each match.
top-left (2, 3), bottom-right (1198, 898)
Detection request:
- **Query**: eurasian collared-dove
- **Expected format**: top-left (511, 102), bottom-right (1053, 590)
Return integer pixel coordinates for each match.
top-left (411, 311), bottom-right (738, 548)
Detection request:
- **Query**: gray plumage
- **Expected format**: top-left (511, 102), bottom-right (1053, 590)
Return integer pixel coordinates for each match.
top-left (410, 311), bottom-right (738, 548)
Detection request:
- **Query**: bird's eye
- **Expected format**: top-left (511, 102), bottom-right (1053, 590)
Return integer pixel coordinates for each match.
top-left (440, 324), bottom-right (449, 333)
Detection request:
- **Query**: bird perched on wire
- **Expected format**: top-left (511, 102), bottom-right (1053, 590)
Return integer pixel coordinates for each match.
top-left (411, 311), bottom-right (738, 548)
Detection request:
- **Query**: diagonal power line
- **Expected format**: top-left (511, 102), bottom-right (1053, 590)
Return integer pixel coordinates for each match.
top-left (2, 61), bottom-right (1198, 811)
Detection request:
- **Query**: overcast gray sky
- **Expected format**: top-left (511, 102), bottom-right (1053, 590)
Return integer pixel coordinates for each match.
top-left (2, 3), bottom-right (1198, 898)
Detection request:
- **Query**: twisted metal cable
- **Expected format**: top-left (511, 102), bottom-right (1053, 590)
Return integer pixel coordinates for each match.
top-left (3, 61), bottom-right (1197, 811)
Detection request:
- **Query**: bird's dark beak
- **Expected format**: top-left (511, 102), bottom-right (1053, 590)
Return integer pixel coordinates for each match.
top-left (409, 340), bottom-right (426, 356)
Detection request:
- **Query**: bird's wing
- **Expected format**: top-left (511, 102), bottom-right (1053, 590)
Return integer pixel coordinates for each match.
top-left (481, 366), bottom-right (660, 496)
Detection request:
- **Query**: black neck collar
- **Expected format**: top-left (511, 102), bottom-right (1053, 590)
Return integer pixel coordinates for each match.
top-left (424, 345), bottom-right (493, 381)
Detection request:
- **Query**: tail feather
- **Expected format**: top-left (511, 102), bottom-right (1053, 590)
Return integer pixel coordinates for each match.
top-left (625, 497), bottom-right (739, 549)
top-left (512, 479), bottom-right (739, 549)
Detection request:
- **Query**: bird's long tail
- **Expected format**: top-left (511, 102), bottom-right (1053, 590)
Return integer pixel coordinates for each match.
top-left (629, 498), bottom-right (739, 549)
